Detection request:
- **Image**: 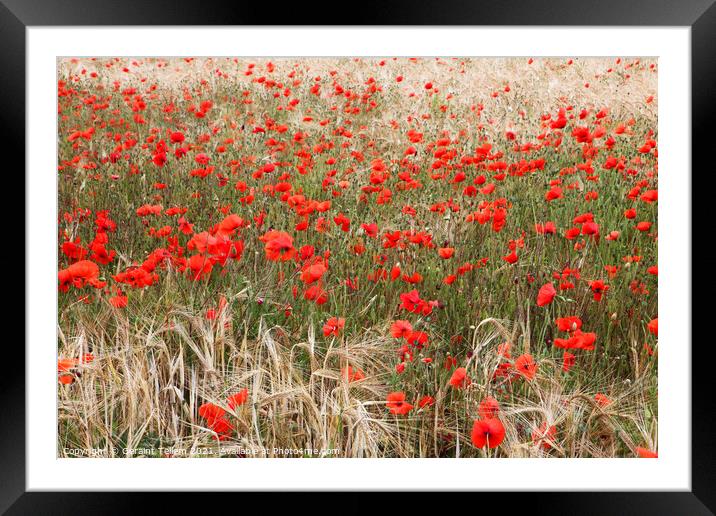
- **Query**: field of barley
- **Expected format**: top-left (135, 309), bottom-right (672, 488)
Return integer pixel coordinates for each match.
top-left (57, 57), bottom-right (658, 458)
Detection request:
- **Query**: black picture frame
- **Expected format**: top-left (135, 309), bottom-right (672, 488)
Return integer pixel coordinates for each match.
top-left (2, 1), bottom-right (710, 513)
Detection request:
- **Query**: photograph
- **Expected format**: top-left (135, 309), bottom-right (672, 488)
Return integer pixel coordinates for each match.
top-left (56, 56), bottom-right (659, 459)
top-left (0, 0), bottom-right (709, 504)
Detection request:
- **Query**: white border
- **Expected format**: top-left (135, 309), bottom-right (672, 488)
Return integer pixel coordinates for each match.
top-left (27, 27), bottom-right (690, 491)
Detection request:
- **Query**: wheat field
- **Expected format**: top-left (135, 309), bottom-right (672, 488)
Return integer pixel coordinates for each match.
top-left (57, 57), bottom-right (658, 458)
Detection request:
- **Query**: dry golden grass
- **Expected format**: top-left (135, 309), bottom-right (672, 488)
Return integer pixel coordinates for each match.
top-left (58, 296), bottom-right (656, 458)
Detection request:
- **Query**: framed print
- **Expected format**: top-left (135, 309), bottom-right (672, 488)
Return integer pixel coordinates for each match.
top-left (3, 0), bottom-right (712, 513)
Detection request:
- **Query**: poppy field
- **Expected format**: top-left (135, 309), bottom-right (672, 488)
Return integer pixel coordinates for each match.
top-left (58, 57), bottom-right (658, 458)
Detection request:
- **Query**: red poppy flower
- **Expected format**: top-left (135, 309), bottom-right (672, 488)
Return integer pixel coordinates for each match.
top-left (406, 330), bottom-right (428, 348)
top-left (582, 221), bottom-right (599, 236)
top-left (303, 285), bottom-right (328, 305)
top-left (418, 395), bottom-right (435, 409)
top-left (635, 221), bottom-right (652, 232)
top-left (360, 223), bottom-right (378, 238)
top-left (58, 357), bottom-right (80, 384)
top-left (109, 292), bottom-right (128, 308)
top-left (187, 254), bottom-right (213, 281)
top-left (471, 418), bottom-right (506, 449)
top-left (341, 365), bottom-right (366, 382)
top-left (58, 260), bottom-right (105, 291)
top-left (556, 316), bottom-right (582, 332)
top-left (198, 402), bottom-right (226, 421)
top-left (545, 185), bottom-right (563, 201)
top-left (636, 447), bottom-right (658, 458)
top-left (589, 280), bottom-right (609, 301)
top-left (207, 417), bottom-right (233, 439)
top-left (399, 289), bottom-right (422, 312)
top-left (595, 393), bottom-right (611, 407)
top-left (502, 251), bottom-right (518, 264)
top-left (227, 388), bottom-right (249, 410)
top-left (537, 282), bottom-right (557, 307)
top-left (438, 247), bottom-right (455, 259)
top-left (386, 392), bottom-right (414, 415)
top-left (301, 262), bottom-right (328, 285)
top-left (532, 421), bottom-right (557, 450)
top-left (390, 320), bottom-right (413, 339)
top-left (261, 230), bottom-right (296, 261)
top-left (322, 316), bottom-right (346, 337)
top-left (562, 351), bottom-right (576, 372)
top-left (449, 367), bottom-right (471, 388)
top-left (515, 354), bottom-right (537, 380)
